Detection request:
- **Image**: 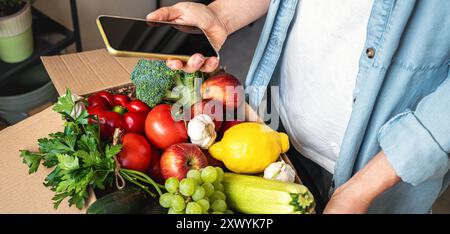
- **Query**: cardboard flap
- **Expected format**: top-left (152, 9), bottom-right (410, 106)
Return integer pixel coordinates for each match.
top-left (41, 49), bottom-right (139, 96)
top-left (0, 107), bottom-right (93, 213)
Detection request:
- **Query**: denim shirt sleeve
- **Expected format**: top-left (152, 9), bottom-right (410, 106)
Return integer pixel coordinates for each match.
top-left (245, 0), bottom-right (299, 109)
top-left (378, 71), bottom-right (450, 186)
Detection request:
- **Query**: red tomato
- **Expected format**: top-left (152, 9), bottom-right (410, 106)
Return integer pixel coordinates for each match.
top-left (117, 133), bottom-right (152, 172)
top-left (113, 94), bottom-right (131, 107)
top-left (123, 112), bottom-right (147, 134)
top-left (148, 148), bottom-right (164, 183)
top-left (145, 104), bottom-right (188, 149)
top-left (127, 100), bottom-right (151, 113)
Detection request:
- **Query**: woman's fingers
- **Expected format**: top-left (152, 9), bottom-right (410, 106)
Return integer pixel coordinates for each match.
top-left (200, 57), bottom-right (220, 73)
top-left (166, 55), bottom-right (219, 73)
top-left (146, 6), bottom-right (181, 21)
top-left (147, 2), bottom-right (227, 73)
top-left (183, 53), bottom-right (206, 73)
top-left (166, 59), bottom-right (184, 70)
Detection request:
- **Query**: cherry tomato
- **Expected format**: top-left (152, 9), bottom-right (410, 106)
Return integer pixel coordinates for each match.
top-left (145, 104), bottom-right (188, 149)
top-left (123, 112), bottom-right (147, 134)
top-left (113, 94), bottom-right (131, 107)
top-left (118, 133), bottom-right (152, 172)
top-left (94, 91), bottom-right (115, 107)
top-left (127, 100), bottom-right (151, 113)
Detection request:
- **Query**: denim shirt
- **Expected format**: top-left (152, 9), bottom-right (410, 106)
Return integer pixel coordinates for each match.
top-left (245, 0), bottom-right (450, 213)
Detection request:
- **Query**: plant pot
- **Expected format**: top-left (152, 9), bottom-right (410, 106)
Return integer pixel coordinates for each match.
top-left (0, 0), bottom-right (33, 63)
top-left (0, 63), bottom-right (58, 124)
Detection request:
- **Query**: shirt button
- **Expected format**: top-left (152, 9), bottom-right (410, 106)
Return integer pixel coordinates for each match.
top-left (366, 48), bottom-right (375, 59)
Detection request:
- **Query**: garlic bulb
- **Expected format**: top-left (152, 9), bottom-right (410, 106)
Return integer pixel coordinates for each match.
top-left (263, 161), bottom-right (296, 183)
top-left (188, 114), bottom-right (217, 149)
top-left (70, 94), bottom-right (86, 119)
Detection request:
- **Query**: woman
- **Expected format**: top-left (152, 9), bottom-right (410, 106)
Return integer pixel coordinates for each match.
top-left (147, 0), bottom-right (450, 213)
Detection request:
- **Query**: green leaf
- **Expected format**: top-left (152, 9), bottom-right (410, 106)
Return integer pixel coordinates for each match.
top-left (64, 122), bottom-right (78, 135)
top-left (57, 154), bottom-right (79, 171)
top-left (38, 137), bottom-right (73, 155)
top-left (62, 135), bottom-right (77, 151)
top-left (45, 167), bottom-right (62, 188)
top-left (55, 176), bottom-right (74, 193)
top-left (42, 154), bottom-right (58, 168)
top-left (77, 134), bottom-right (97, 153)
top-left (105, 144), bottom-right (122, 159)
top-left (53, 89), bottom-right (75, 118)
top-left (52, 192), bottom-right (69, 209)
top-left (73, 150), bottom-right (90, 164)
top-left (75, 110), bottom-right (90, 125)
top-left (75, 150), bottom-right (101, 167)
top-left (38, 133), bottom-right (77, 168)
top-left (68, 190), bottom-right (88, 209)
top-left (20, 150), bottom-right (42, 174)
top-left (19, 88), bottom-right (125, 210)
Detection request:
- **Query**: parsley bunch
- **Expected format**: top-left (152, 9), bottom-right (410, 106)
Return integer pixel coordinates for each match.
top-left (20, 90), bottom-right (163, 209)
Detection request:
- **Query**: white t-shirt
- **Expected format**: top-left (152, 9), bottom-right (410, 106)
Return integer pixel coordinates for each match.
top-left (279, 0), bottom-right (373, 173)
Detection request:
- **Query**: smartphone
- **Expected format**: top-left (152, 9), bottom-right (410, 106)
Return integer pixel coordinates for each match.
top-left (96, 15), bottom-right (219, 61)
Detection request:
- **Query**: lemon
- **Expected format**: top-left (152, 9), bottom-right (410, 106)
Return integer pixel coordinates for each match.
top-left (208, 122), bottom-right (290, 174)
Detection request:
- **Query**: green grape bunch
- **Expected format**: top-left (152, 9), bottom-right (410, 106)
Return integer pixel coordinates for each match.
top-left (159, 166), bottom-right (233, 214)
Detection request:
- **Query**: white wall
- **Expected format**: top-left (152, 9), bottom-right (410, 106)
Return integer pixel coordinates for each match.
top-left (34, 0), bottom-right (158, 50)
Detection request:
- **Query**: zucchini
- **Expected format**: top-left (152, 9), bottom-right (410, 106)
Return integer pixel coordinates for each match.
top-left (87, 187), bottom-right (150, 214)
top-left (222, 173), bottom-right (315, 214)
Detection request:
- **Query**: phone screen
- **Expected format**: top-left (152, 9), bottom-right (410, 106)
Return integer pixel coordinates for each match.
top-left (98, 16), bottom-right (218, 57)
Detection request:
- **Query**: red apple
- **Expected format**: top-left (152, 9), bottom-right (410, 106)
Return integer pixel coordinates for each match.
top-left (191, 99), bottom-right (223, 131)
top-left (201, 73), bottom-right (244, 110)
top-left (160, 143), bottom-right (208, 180)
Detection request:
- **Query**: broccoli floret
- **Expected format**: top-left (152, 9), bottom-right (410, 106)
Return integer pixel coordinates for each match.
top-left (131, 59), bottom-right (203, 108)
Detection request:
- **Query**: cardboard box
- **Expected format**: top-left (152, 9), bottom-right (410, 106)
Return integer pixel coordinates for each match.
top-left (0, 49), bottom-right (305, 214)
top-left (0, 49), bottom-right (138, 214)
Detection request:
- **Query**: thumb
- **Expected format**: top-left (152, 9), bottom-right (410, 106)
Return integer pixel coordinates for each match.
top-left (146, 6), bottom-right (181, 21)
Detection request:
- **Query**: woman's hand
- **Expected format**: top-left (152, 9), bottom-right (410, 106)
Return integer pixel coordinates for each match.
top-left (147, 2), bottom-right (228, 73)
top-left (324, 151), bottom-right (400, 214)
top-left (323, 179), bottom-right (371, 214)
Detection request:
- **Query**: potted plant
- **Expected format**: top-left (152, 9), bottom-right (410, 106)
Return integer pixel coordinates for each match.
top-left (0, 0), bottom-right (33, 63)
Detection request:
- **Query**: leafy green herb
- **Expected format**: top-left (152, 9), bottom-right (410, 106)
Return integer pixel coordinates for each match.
top-left (20, 89), bottom-right (163, 209)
